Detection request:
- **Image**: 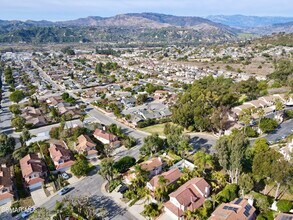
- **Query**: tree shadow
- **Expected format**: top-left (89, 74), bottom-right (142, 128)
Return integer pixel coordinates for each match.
top-left (90, 195), bottom-right (128, 219)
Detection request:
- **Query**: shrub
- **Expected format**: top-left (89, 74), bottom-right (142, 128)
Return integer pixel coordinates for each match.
top-left (276, 200), bottom-right (293, 213)
top-left (113, 156), bottom-right (136, 173)
top-left (216, 184), bottom-right (239, 203)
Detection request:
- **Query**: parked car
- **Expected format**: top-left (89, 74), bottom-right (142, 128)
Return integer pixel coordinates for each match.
top-left (59, 187), bottom-right (71, 196)
top-left (61, 172), bottom-right (70, 180)
top-left (21, 207), bottom-right (35, 218)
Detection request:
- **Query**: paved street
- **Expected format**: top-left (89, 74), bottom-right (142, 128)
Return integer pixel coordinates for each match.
top-left (265, 119), bottom-right (293, 142)
top-left (86, 106), bottom-right (149, 159)
top-left (0, 81), bottom-right (13, 134)
top-left (40, 168), bottom-right (136, 220)
top-left (187, 132), bottom-right (218, 154)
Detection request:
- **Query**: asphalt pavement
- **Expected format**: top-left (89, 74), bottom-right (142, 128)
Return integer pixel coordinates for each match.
top-left (265, 119), bottom-right (293, 142)
top-left (40, 168), bottom-right (136, 220)
top-left (0, 82), bottom-right (13, 134)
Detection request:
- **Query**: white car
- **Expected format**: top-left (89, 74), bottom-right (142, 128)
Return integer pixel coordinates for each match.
top-left (21, 207), bottom-right (35, 218)
top-left (59, 186), bottom-right (71, 195)
top-left (61, 172), bottom-right (70, 180)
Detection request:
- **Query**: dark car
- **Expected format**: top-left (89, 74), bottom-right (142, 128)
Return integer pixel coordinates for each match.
top-left (118, 184), bottom-right (128, 194)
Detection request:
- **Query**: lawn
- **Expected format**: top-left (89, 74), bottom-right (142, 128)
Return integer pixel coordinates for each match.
top-left (140, 123), bottom-right (167, 136)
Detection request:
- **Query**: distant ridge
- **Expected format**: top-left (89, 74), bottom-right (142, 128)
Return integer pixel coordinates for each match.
top-left (0, 13), bottom-right (238, 44)
top-left (207, 15), bottom-right (293, 28)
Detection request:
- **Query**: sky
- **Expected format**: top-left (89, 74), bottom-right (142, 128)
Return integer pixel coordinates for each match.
top-left (1, 0), bottom-right (293, 21)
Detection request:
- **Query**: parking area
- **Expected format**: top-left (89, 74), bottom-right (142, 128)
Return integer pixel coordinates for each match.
top-left (30, 188), bottom-right (48, 206)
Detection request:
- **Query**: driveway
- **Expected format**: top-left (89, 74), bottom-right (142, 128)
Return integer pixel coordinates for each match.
top-left (30, 188), bottom-right (48, 206)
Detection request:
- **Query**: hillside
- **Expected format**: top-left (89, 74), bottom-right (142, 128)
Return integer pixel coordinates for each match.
top-left (246, 22), bottom-right (293, 35)
top-left (0, 13), bottom-right (238, 44)
top-left (207, 15), bottom-right (293, 28)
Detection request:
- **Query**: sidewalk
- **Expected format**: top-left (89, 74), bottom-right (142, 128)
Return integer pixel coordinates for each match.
top-left (100, 182), bottom-right (145, 220)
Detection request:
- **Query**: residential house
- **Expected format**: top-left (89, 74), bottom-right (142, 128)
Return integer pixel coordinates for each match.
top-left (154, 90), bottom-right (169, 100)
top-left (49, 142), bottom-right (75, 172)
top-left (170, 159), bottom-right (195, 171)
top-left (75, 134), bottom-right (98, 159)
top-left (164, 177), bottom-right (211, 220)
top-left (21, 106), bottom-right (47, 127)
top-left (121, 97), bottom-right (136, 108)
top-left (274, 213), bottom-right (293, 220)
top-left (93, 128), bottom-right (121, 148)
top-left (124, 157), bottom-right (163, 185)
top-left (20, 153), bottom-right (47, 191)
top-left (0, 164), bottom-right (14, 206)
top-left (210, 198), bottom-right (256, 220)
top-left (147, 168), bottom-right (182, 192)
top-left (46, 96), bottom-right (62, 107)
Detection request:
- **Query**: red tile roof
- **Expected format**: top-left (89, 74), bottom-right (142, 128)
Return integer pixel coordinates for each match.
top-left (55, 160), bottom-right (75, 170)
top-left (75, 135), bottom-right (96, 152)
top-left (19, 154), bottom-right (47, 178)
top-left (164, 177), bottom-right (210, 217)
top-left (26, 177), bottom-right (44, 186)
top-left (0, 165), bottom-right (13, 188)
top-left (49, 143), bottom-right (73, 162)
top-left (210, 198), bottom-right (256, 220)
top-left (140, 157), bottom-right (162, 171)
top-left (149, 168), bottom-right (181, 189)
top-left (93, 129), bottom-right (118, 142)
top-left (0, 192), bottom-right (13, 201)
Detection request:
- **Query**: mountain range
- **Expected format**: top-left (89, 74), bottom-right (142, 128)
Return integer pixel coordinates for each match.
top-left (207, 15), bottom-right (293, 28)
top-left (0, 13), bottom-right (292, 44)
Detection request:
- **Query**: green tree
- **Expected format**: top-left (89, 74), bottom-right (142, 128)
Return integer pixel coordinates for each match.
top-left (154, 175), bottom-right (169, 202)
top-left (252, 138), bottom-right (269, 155)
top-left (0, 134), bottom-right (15, 157)
top-left (215, 132), bottom-right (248, 184)
top-left (136, 93), bottom-right (148, 105)
top-left (131, 165), bottom-right (149, 189)
top-left (11, 116), bottom-right (26, 130)
top-left (95, 62), bottom-right (103, 74)
top-left (239, 107), bottom-right (254, 133)
top-left (164, 123), bottom-right (183, 153)
top-left (99, 158), bottom-right (115, 182)
top-left (140, 133), bottom-right (164, 157)
top-left (276, 200), bottom-right (293, 213)
top-left (21, 128), bottom-right (31, 142)
top-left (49, 127), bottom-right (60, 139)
top-left (143, 203), bottom-right (160, 219)
top-left (193, 149), bottom-right (214, 174)
top-left (30, 207), bottom-right (51, 220)
top-left (9, 104), bottom-right (21, 115)
top-left (177, 138), bottom-right (192, 158)
top-left (259, 118), bottom-right (278, 133)
top-left (70, 155), bottom-right (90, 177)
top-left (9, 90), bottom-right (25, 103)
top-left (113, 156), bottom-right (136, 173)
top-left (216, 184), bottom-right (239, 203)
top-left (238, 173), bottom-right (254, 197)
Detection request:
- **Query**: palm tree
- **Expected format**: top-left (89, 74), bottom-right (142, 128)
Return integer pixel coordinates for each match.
top-left (256, 108), bottom-right (265, 133)
top-left (184, 210), bottom-right (195, 220)
top-left (53, 201), bottom-right (66, 220)
top-left (239, 108), bottom-right (253, 133)
top-left (194, 149), bottom-right (214, 174)
top-left (154, 175), bottom-right (169, 202)
top-left (131, 165), bottom-right (149, 189)
top-left (178, 139), bottom-right (192, 158)
top-left (275, 98), bottom-right (284, 116)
